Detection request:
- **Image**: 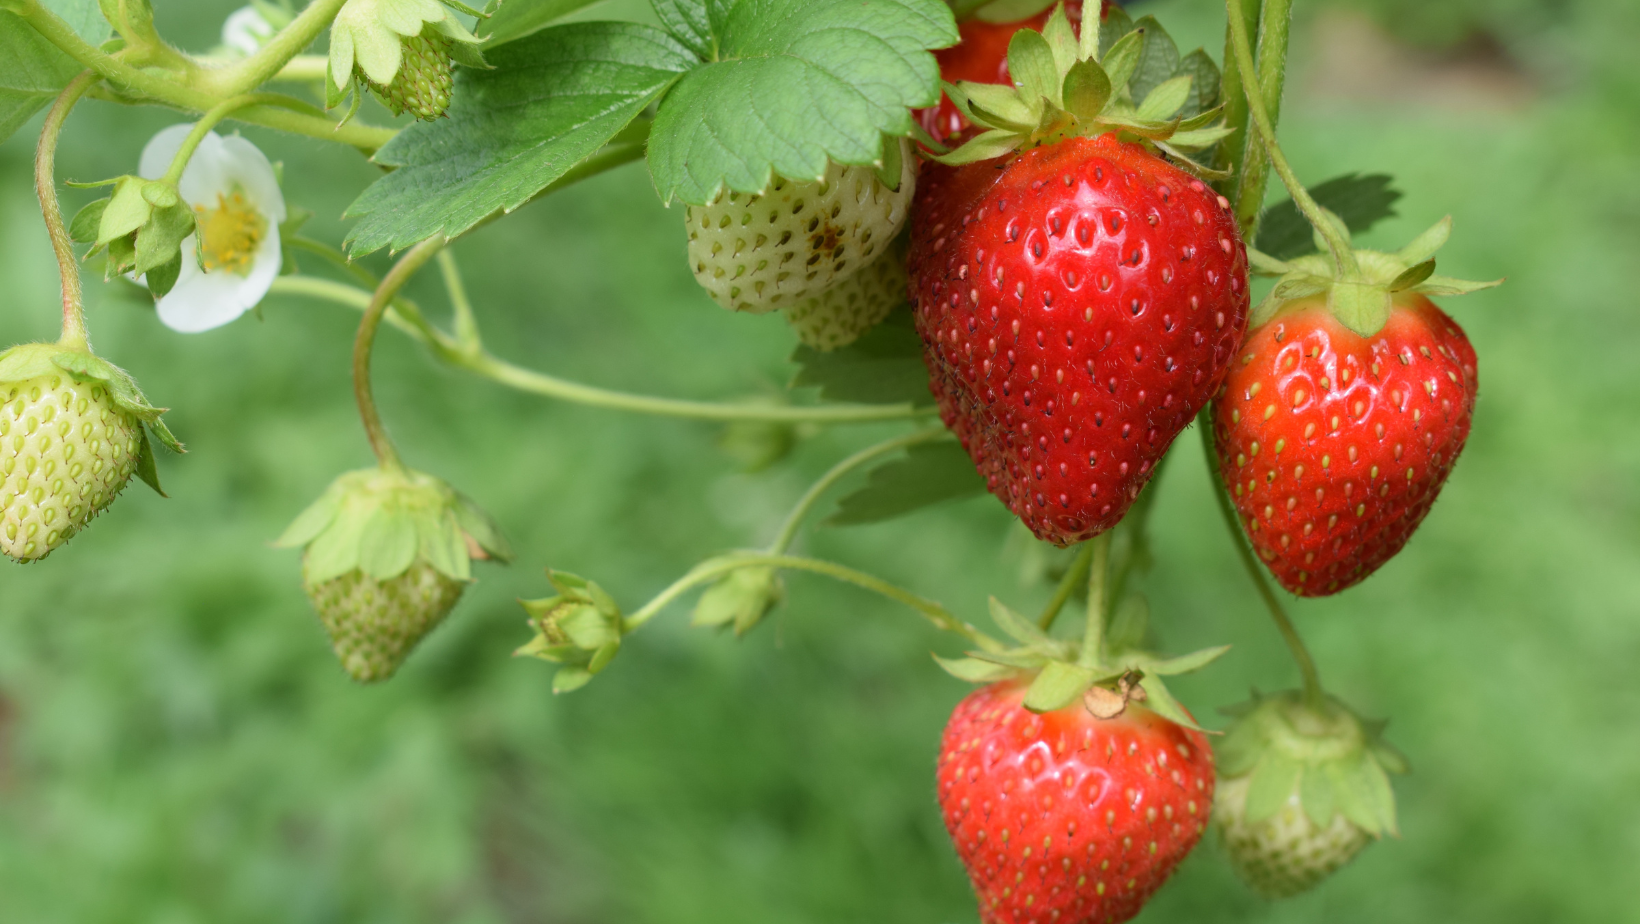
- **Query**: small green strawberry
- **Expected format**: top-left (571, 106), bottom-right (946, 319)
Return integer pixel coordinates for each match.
top-left (0, 342), bottom-right (180, 562)
top-left (782, 243), bottom-right (908, 351)
top-left (691, 566), bottom-right (783, 636)
top-left (327, 0), bottom-right (486, 121)
top-left (686, 137), bottom-right (915, 314)
top-left (516, 570), bottom-right (626, 693)
top-left (1214, 690), bottom-right (1409, 899)
top-left (276, 466), bottom-right (510, 683)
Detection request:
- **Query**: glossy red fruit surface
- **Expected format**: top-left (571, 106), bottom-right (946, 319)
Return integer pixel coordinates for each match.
top-left (915, 2), bottom-right (1099, 142)
top-left (910, 134), bottom-right (1249, 545)
top-left (1212, 294), bottom-right (1477, 596)
top-left (938, 680), bottom-right (1214, 924)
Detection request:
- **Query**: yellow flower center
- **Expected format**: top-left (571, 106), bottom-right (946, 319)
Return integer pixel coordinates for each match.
top-left (194, 190), bottom-right (266, 275)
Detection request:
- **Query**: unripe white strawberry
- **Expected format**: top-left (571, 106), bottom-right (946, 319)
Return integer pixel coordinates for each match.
top-left (277, 466), bottom-right (510, 683)
top-left (0, 343), bottom-right (178, 562)
top-left (1213, 690), bottom-right (1408, 899)
top-left (687, 138), bottom-right (915, 314)
top-left (782, 244), bottom-right (908, 350)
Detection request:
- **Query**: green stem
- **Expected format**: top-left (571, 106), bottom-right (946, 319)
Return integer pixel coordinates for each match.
top-left (1214, 0), bottom-right (1261, 193)
top-left (13, 0), bottom-right (395, 153)
top-left (1225, 0), bottom-right (1357, 277)
top-left (162, 93), bottom-right (316, 185)
top-left (354, 238), bottom-right (446, 471)
top-left (272, 275), bottom-right (936, 424)
top-left (624, 553), bottom-right (997, 649)
top-left (1037, 541), bottom-right (1093, 631)
top-left (1230, 0), bottom-right (1291, 237)
top-left (768, 430), bottom-right (947, 554)
top-left (437, 251), bottom-right (482, 354)
top-left (1077, 532), bottom-right (1112, 668)
top-left (196, 0), bottom-right (348, 97)
top-left (37, 71), bottom-right (97, 351)
top-left (1197, 410), bottom-right (1324, 708)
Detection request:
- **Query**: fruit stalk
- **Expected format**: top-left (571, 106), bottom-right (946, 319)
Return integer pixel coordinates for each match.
top-left (1036, 541), bottom-right (1094, 630)
top-left (1224, 0), bottom-right (1356, 276)
top-left (1198, 410), bottom-right (1325, 708)
top-left (35, 70), bottom-right (98, 351)
top-left (354, 237), bottom-right (445, 472)
top-left (1077, 531), bottom-right (1113, 668)
top-left (1230, 0), bottom-right (1292, 236)
top-left (768, 429), bottom-right (948, 554)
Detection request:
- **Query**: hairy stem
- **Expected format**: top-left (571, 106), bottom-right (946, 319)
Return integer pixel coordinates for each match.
top-left (273, 275), bottom-right (937, 424)
top-left (1225, 0), bottom-right (1357, 276)
top-left (197, 0), bottom-right (348, 97)
top-left (1077, 532), bottom-right (1113, 668)
top-left (355, 238), bottom-right (446, 471)
top-left (1230, 0), bottom-right (1291, 237)
top-left (624, 553), bottom-right (997, 649)
top-left (1037, 541), bottom-right (1093, 631)
top-left (769, 430), bottom-right (947, 554)
top-left (1214, 0), bottom-right (1261, 192)
top-left (1197, 409), bottom-right (1325, 707)
top-left (14, 0), bottom-right (395, 152)
top-left (37, 71), bottom-right (97, 351)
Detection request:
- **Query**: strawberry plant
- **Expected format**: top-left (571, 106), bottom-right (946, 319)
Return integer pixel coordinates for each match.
top-left (0, 0), bottom-right (1508, 915)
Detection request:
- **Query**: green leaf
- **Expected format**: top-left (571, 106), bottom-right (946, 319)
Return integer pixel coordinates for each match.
top-left (1023, 660), bottom-right (1095, 713)
top-left (646, 0), bottom-right (957, 205)
top-left (1125, 16), bottom-right (1179, 105)
top-left (0, 0), bottom-right (109, 143)
top-left (1175, 48), bottom-right (1220, 119)
top-left (825, 440), bottom-right (985, 526)
top-left (1256, 173), bottom-right (1403, 261)
top-left (345, 22), bottom-right (695, 255)
top-left (789, 310), bottom-right (932, 406)
top-left (651, 0), bottom-right (712, 59)
top-left (933, 654), bottom-right (1018, 683)
top-left (357, 505), bottom-right (419, 580)
top-left (478, 0), bottom-right (605, 45)
top-left (1244, 755), bottom-right (1301, 824)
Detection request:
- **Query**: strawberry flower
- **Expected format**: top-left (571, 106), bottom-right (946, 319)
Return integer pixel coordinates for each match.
top-left (138, 125), bottom-right (286, 333)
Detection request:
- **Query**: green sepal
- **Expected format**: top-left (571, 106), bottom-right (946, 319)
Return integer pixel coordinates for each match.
top-left (358, 504), bottom-right (419, 580)
top-left (305, 499), bottom-right (369, 583)
top-left (967, 647), bottom-right (1053, 671)
top-left (70, 198), bottom-right (108, 244)
top-left (275, 482), bottom-right (346, 548)
top-left (987, 596), bottom-right (1056, 649)
top-left (692, 566), bottom-right (783, 636)
top-left (1106, 593), bottom-right (1149, 653)
top-left (873, 133), bottom-right (905, 192)
top-left (453, 492), bottom-right (512, 561)
top-left (551, 665), bottom-right (593, 694)
top-left (145, 254), bottom-right (183, 299)
top-left (1389, 259), bottom-right (1435, 292)
top-left (31, 347), bottom-right (184, 456)
top-left (517, 570), bottom-right (626, 686)
top-left (1243, 754), bottom-right (1302, 824)
top-left (97, 175), bottom-right (152, 245)
top-left (1023, 660), bottom-right (1096, 713)
top-left (1135, 672), bottom-right (1203, 731)
top-left (132, 427), bottom-right (165, 496)
top-left (934, 654), bottom-right (1020, 684)
top-left (1298, 759), bottom-right (1335, 829)
top-left (1135, 74), bottom-right (1192, 122)
top-left (1123, 644), bottom-right (1230, 676)
top-left (1327, 280), bottom-right (1392, 338)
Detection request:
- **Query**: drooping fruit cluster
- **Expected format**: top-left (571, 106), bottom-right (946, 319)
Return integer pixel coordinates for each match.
top-left (686, 138), bottom-right (915, 318)
top-left (277, 466), bottom-right (510, 682)
top-left (327, 0), bottom-right (485, 121)
top-left (1214, 690), bottom-right (1407, 898)
top-left (938, 679), bottom-right (1214, 924)
top-left (0, 342), bottom-right (178, 562)
top-left (1212, 216), bottom-right (1496, 594)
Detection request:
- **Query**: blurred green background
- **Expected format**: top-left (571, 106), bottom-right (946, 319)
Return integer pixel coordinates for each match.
top-left (1, 0), bottom-right (1636, 920)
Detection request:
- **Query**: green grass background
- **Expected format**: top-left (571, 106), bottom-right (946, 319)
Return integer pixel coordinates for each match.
top-left (0, 0), bottom-right (1636, 920)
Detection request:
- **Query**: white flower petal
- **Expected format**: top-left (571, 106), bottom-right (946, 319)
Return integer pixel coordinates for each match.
top-left (222, 7), bottom-right (275, 56)
top-left (175, 132), bottom-right (235, 205)
top-left (217, 135), bottom-right (286, 222)
top-left (154, 226), bottom-right (282, 333)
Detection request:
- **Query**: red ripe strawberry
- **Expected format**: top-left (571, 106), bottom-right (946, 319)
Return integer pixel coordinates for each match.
top-left (915, 2), bottom-right (1097, 142)
top-left (938, 679), bottom-right (1214, 924)
top-left (1212, 294), bottom-right (1477, 595)
top-left (913, 134), bottom-right (1247, 545)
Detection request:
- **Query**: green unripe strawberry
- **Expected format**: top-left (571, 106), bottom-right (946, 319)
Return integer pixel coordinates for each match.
top-left (277, 466), bottom-right (510, 683)
top-left (1213, 690), bottom-right (1409, 899)
top-left (367, 29), bottom-right (453, 121)
top-left (517, 570), bottom-right (626, 693)
top-left (687, 138), bottom-right (915, 314)
top-left (0, 342), bottom-right (179, 562)
top-left (782, 244), bottom-right (908, 351)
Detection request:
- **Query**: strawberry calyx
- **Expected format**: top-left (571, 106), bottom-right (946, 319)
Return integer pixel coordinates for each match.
top-left (936, 3), bottom-right (1232, 175)
top-left (516, 570), bottom-right (627, 693)
top-left (275, 465), bottom-right (511, 585)
top-left (1216, 689), bottom-right (1408, 838)
top-left (0, 341), bottom-right (183, 494)
top-left (936, 595), bottom-right (1228, 730)
top-left (1247, 214), bottom-right (1503, 338)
